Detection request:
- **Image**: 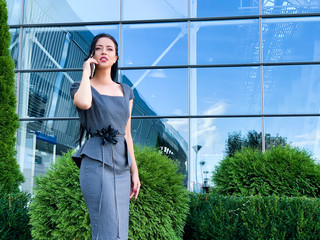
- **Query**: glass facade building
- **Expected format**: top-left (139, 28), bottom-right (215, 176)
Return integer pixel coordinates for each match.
top-left (6, 0), bottom-right (320, 193)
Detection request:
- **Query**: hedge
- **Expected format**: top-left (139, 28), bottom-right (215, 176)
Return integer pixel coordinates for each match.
top-left (184, 193), bottom-right (320, 240)
top-left (29, 147), bottom-right (189, 239)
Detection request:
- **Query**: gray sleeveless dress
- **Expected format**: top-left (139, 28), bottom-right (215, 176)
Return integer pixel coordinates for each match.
top-left (70, 82), bottom-right (134, 240)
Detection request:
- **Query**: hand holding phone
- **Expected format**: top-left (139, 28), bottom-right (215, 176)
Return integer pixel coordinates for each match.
top-left (89, 54), bottom-right (95, 79)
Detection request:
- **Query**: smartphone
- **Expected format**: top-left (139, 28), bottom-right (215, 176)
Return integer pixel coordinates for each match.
top-left (89, 54), bottom-right (95, 79)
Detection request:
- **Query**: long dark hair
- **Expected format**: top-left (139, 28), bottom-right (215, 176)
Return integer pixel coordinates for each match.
top-left (84, 33), bottom-right (119, 81)
top-left (78, 33), bottom-right (119, 146)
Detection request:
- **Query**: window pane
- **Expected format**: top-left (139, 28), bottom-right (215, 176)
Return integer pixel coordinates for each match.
top-left (23, 0), bottom-right (120, 24)
top-left (17, 120), bottom-right (79, 193)
top-left (264, 65), bottom-right (320, 114)
top-left (190, 117), bottom-right (262, 192)
top-left (7, 0), bottom-right (22, 25)
top-left (191, 67), bottom-right (261, 116)
top-left (121, 23), bottom-right (188, 67)
top-left (18, 71), bottom-right (80, 118)
top-left (10, 28), bottom-right (20, 68)
top-left (263, 17), bottom-right (320, 63)
top-left (121, 68), bottom-right (188, 116)
top-left (263, 0), bottom-right (320, 15)
top-left (132, 118), bottom-right (188, 184)
top-left (191, 20), bottom-right (260, 65)
top-left (20, 25), bottom-right (118, 70)
top-left (191, 0), bottom-right (259, 18)
top-left (265, 117), bottom-right (320, 161)
top-left (122, 0), bottom-right (187, 20)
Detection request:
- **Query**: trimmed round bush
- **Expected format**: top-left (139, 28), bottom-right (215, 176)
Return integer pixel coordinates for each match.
top-left (213, 145), bottom-right (320, 197)
top-left (29, 147), bottom-right (189, 239)
top-left (29, 151), bottom-right (90, 239)
top-left (129, 147), bottom-right (189, 240)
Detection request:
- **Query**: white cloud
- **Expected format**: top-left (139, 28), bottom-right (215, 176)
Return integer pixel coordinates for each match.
top-left (126, 59), bottom-right (133, 65)
top-left (193, 101), bottom-right (228, 154)
top-left (149, 69), bottom-right (166, 78)
top-left (166, 119), bottom-right (188, 142)
top-left (196, 101), bottom-right (227, 136)
top-left (291, 128), bottom-right (320, 161)
top-left (208, 57), bottom-right (214, 62)
top-left (295, 130), bottom-right (320, 141)
top-left (203, 101), bottom-right (227, 115)
top-left (173, 109), bottom-right (185, 115)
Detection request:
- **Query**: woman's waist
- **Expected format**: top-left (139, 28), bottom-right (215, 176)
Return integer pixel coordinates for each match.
top-left (87, 125), bottom-right (125, 145)
top-left (89, 133), bottom-right (125, 137)
top-left (86, 125), bottom-right (125, 136)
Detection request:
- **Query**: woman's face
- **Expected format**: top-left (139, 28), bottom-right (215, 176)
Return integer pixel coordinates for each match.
top-left (93, 37), bottom-right (118, 69)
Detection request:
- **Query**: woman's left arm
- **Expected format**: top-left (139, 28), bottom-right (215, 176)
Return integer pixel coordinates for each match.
top-left (125, 99), bottom-right (140, 200)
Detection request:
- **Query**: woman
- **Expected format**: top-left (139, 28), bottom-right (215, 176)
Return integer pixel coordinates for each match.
top-left (70, 33), bottom-right (140, 240)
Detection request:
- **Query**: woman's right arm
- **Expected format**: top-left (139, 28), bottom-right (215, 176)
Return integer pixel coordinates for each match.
top-left (73, 58), bottom-right (98, 110)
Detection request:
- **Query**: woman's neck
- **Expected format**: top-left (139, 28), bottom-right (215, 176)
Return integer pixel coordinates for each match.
top-left (92, 68), bottom-right (113, 84)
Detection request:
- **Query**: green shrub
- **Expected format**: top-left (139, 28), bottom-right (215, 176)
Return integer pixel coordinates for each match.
top-left (29, 151), bottom-right (91, 240)
top-left (0, 0), bottom-right (23, 195)
top-left (183, 193), bottom-right (320, 240)
top-left (129, 146), bottom-right (189, 240)
top-left (213, 145), bottom-right (320, 197)
top-left (0, 2), bottom-right (30, 239)
top-left (0, 191), bottom-right (32, 240)
top-left (29, 147), bottom-right (189, 239)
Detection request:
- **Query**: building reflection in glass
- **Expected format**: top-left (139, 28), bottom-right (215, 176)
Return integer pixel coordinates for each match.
top-left (9, 0), bottom-right (320, 194)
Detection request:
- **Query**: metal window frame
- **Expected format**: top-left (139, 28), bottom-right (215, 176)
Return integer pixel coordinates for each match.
top-left (8, 12), bottom-right (320, 29)
top-left (18, 113), bottom-right (320, 122)
top-left (13, 61), bottom-right (320, 73)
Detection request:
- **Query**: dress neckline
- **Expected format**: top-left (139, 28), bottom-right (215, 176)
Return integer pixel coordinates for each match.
top-left (91, 82), bottom-right (125, 98)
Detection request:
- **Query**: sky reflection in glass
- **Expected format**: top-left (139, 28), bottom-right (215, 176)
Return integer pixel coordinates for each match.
top-left (191, 20), bottom-right (260, 64)
top-left (121, 69), bottom-right (188, 116)
top-left (263, 0), bottom-right (320, 15)
top-left (264, 65), bottom-right (320, 114)
top-left (122, 0), bottom-right (188, 20)
top-left (121, 23), bottom-right (188, 67)
top-left (191, 67), bottom-right (261, 115)
top-left (191, 0), bottom-right (259, 18)
top-left (263, 17), bottom-right (320, 63)
top-left (265, 117), bottom-right (320, 161)
top-left (23, 0), bottom-right (119, 24)
top-left (7, 0), bottom-right (22, 25)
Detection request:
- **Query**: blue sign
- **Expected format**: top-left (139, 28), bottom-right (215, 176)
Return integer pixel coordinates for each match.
top-left (35, 131), bottom-right (57, 145)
